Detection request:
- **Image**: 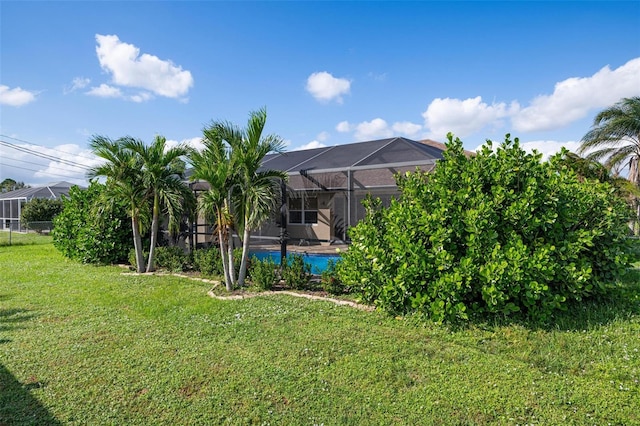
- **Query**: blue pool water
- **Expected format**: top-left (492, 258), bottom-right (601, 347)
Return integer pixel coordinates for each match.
top-left (250, 251), bottom-right (341, 274)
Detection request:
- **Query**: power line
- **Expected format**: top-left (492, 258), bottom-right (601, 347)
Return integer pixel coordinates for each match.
top-left (0, 140), bottom-right (93, 170)
top-left (0, 134), bottom-right (98, 162)
top-left (0, 162), bottom-right (87, 180)
top-left (1, 155), bottom-right (92, 175)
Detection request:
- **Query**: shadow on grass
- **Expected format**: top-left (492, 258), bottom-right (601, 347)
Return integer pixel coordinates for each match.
top-left (0, 308), bottom-right (37, 339)
top-left (0, 364), bottom-right (62, 425)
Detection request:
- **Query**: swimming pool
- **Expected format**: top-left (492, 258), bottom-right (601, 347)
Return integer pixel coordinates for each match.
top-left (250, 251), bottom-right (341, 274)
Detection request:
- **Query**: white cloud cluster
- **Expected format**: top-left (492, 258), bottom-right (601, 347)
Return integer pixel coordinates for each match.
top-left (336, 118), bottom-right (422, 140)
top-left (89, 34), bottom-right (194, 102)
top-left (421, 58), bottom-right (640, 140)
top-left (306, 71), bottom-right (351, 103)
top-left (0, 85), bottom-right (37, 106)
top-left (422, 97), bottom-right (517, 139)
top-left (294, 140), bottom-right (327, 151)
top-left (512, 58), bottom-right (640, 132)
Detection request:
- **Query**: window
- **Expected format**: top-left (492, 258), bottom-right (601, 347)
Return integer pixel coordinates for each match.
top-left (289, 195), bottom-right (318, 224)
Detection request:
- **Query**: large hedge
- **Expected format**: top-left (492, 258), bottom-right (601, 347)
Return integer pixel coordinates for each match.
top-left (53, 181), bottom-right (133, 264)
top-left (337, 134), bottom-right (635, 322)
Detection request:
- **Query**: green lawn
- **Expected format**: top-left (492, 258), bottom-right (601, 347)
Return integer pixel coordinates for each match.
top-left (1, 237), bottom-right (639, 425)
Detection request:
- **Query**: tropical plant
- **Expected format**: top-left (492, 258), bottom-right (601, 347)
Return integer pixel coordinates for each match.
top-left (123, 136), bottom-right (195, 272)
top-left (188, 129), bottom-right (236, 290)
top-left (0, 178), bottom-right (28, 193)
top-left (88, 136), bottom-right (150, 273)
top-left (579, 97), bottom-right (640, 233)
top-left (20, 198), bottom-right (63, 232)
top-left (53, 181), bottom-right (132, 264)
top-left (220, 108), bottom-right (287, 287)
top-left (189, 108), bottom-right (286, 290)
top-left (337, 133), bottom-right (635, 323)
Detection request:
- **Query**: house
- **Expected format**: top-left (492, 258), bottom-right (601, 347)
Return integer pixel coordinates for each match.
top-left (189, 137), bottom-right (454, 247)
top-left (0, 181), bottom-right (77, 231)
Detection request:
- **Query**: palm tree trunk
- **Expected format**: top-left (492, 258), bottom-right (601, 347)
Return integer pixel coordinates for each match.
top-left (217, 211), bottom-right (232, 291)
top-left (227, 225), bottom-right (236, 288)
top-left (131, 216), bottom-right (145, 273)
top-left (146, 195), bottom-right (160, 272)
top-left (237, 221), bottom-right (251, 287)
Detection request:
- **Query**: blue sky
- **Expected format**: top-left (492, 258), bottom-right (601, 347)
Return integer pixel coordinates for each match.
top-left (1, 1), bottom-right (639, 186)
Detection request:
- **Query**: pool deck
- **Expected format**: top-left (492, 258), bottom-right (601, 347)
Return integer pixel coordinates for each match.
top-left (250, 240), bottom-right (349, 255)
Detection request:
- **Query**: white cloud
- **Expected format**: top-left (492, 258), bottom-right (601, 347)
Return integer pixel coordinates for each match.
top-left (306, 71), bottom-right (351, 103)
top-left (316, 131), bottom-right (330, 142)
top-left (130, 92), bottom-right (154, 103)
top-left (423, 96), bottom-right (517, 140)
top-left (64, 77), bottom-right (91, 94)
top-left (95, 34), bottom-right (194, 99)
top-left (0, 85), bottom-right (36, 106)
top-left (86, 83), bottom-right (122, 98)
top-left (0, 141), bottom-right (101, 185)
top-left (392, 121), bottom-right (422, 137)
top-left (512, 58), bottom-right (640, 132)
top-left (294, 140), bottom-right (327, 151)
top-left (354, 118), bottom-right (393, 140)
top-left (336, 121), bottom-right (351, 133)
top-left (166, 137), bottom-right (205, 152)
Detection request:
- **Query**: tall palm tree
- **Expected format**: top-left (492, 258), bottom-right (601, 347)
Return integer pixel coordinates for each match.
top-left (579, 97), bottom-right (640, 234)
top-left (124, 136), bottom-right (195, 272)
top-left (218, 108), bottom-right (287, 287)
top-left (88, 136), bottom-right (150, 273)
top-left (188, 130), bottom-right (237, 290)
top-left (579, 97), bottom-right (640, 185)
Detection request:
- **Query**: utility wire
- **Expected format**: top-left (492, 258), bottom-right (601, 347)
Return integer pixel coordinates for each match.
top-left (0, 140), bottom-right (93, 170)
top-left (1, 155), bottom-right (92, 175)
top-left (0, 133), bottom-right (98, 161)
top-left (0, 162), bottom-right (87, 180)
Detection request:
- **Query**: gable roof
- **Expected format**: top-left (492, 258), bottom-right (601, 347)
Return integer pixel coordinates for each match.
top-left (0, 181), bottom-right (78, 201)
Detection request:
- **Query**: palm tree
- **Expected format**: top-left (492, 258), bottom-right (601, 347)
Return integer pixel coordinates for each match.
top-left (219, 108), bottom-right (287, 287)
top-left (124, 136), bottom-right (195, 272)
top-left (188, 130), bottom-right (237, 290)
top-left (579, 97), bottom-right (640, 185)
top-left (579, 97), bottom-right (640, 233)
top-left (88, 136), bottom-right (150, 273)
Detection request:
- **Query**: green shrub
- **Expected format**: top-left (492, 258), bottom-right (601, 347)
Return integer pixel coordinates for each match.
top-left (53, 182), bottom-right (133, 264)
top-left (321, 259), bottom-right (345, 295)
top-left (154, 246), bottom-right (189, 272)
top-left (337, 134), bottom-right (635, 323)
top-left (21, 198), bottom-right (63, 233)
top-left (281, 253), bottom-right (311, 290)
top-left (192, 247), bottom-right (223, 277)
top-left (249, 256), bottom-right (279, 290)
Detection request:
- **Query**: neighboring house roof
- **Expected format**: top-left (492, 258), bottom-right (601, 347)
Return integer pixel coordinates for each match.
top-left (0, 181), bottom-right (78, 201)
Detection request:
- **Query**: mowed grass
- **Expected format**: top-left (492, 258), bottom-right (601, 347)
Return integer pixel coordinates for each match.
top-left (1, 237), bottom-right (639, 425)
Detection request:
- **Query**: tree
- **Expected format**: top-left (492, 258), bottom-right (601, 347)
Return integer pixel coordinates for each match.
top-left (1, 178), bottom-right (28, 193)
top-left (221, 108), bottom-right (287, 287)
top-left (123, 136), bottom-right (195, 272)
top-left (52, 181), bottom-right (132, 264)
top-left (20, 198), bottom-right (63, 232)
top-left (188, 130), bottom-right (236, 290)
top-left (337, 134), bottom-right (635, 323)
top-left (579, 97), bottom-right (640, 233)
top-left (579, 97), bottom-right (640, 185)
top-left (189, 108), bottom-right (286, 290)
top-left (88, 136), bottom-right (150, 273)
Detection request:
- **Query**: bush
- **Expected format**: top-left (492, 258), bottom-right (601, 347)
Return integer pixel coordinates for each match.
top-left (249, 256), bottom-right (279, 290)
top-left (128, 248), bottom-right (148, 270)
top-left (53, 182), bottom-right (133, 264)
top-left (154, 246), bottom-right (189, 273)
top-left (21, 198), bottom-right (63, 233)
top-left (281, 253), bottom-right (311, 290)
top-left (321, 259), bottom-right (346, 295)
top-left (337, 134), bottom-right (636, 323)
top-left (192, 247), bottom-right (223, 277)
